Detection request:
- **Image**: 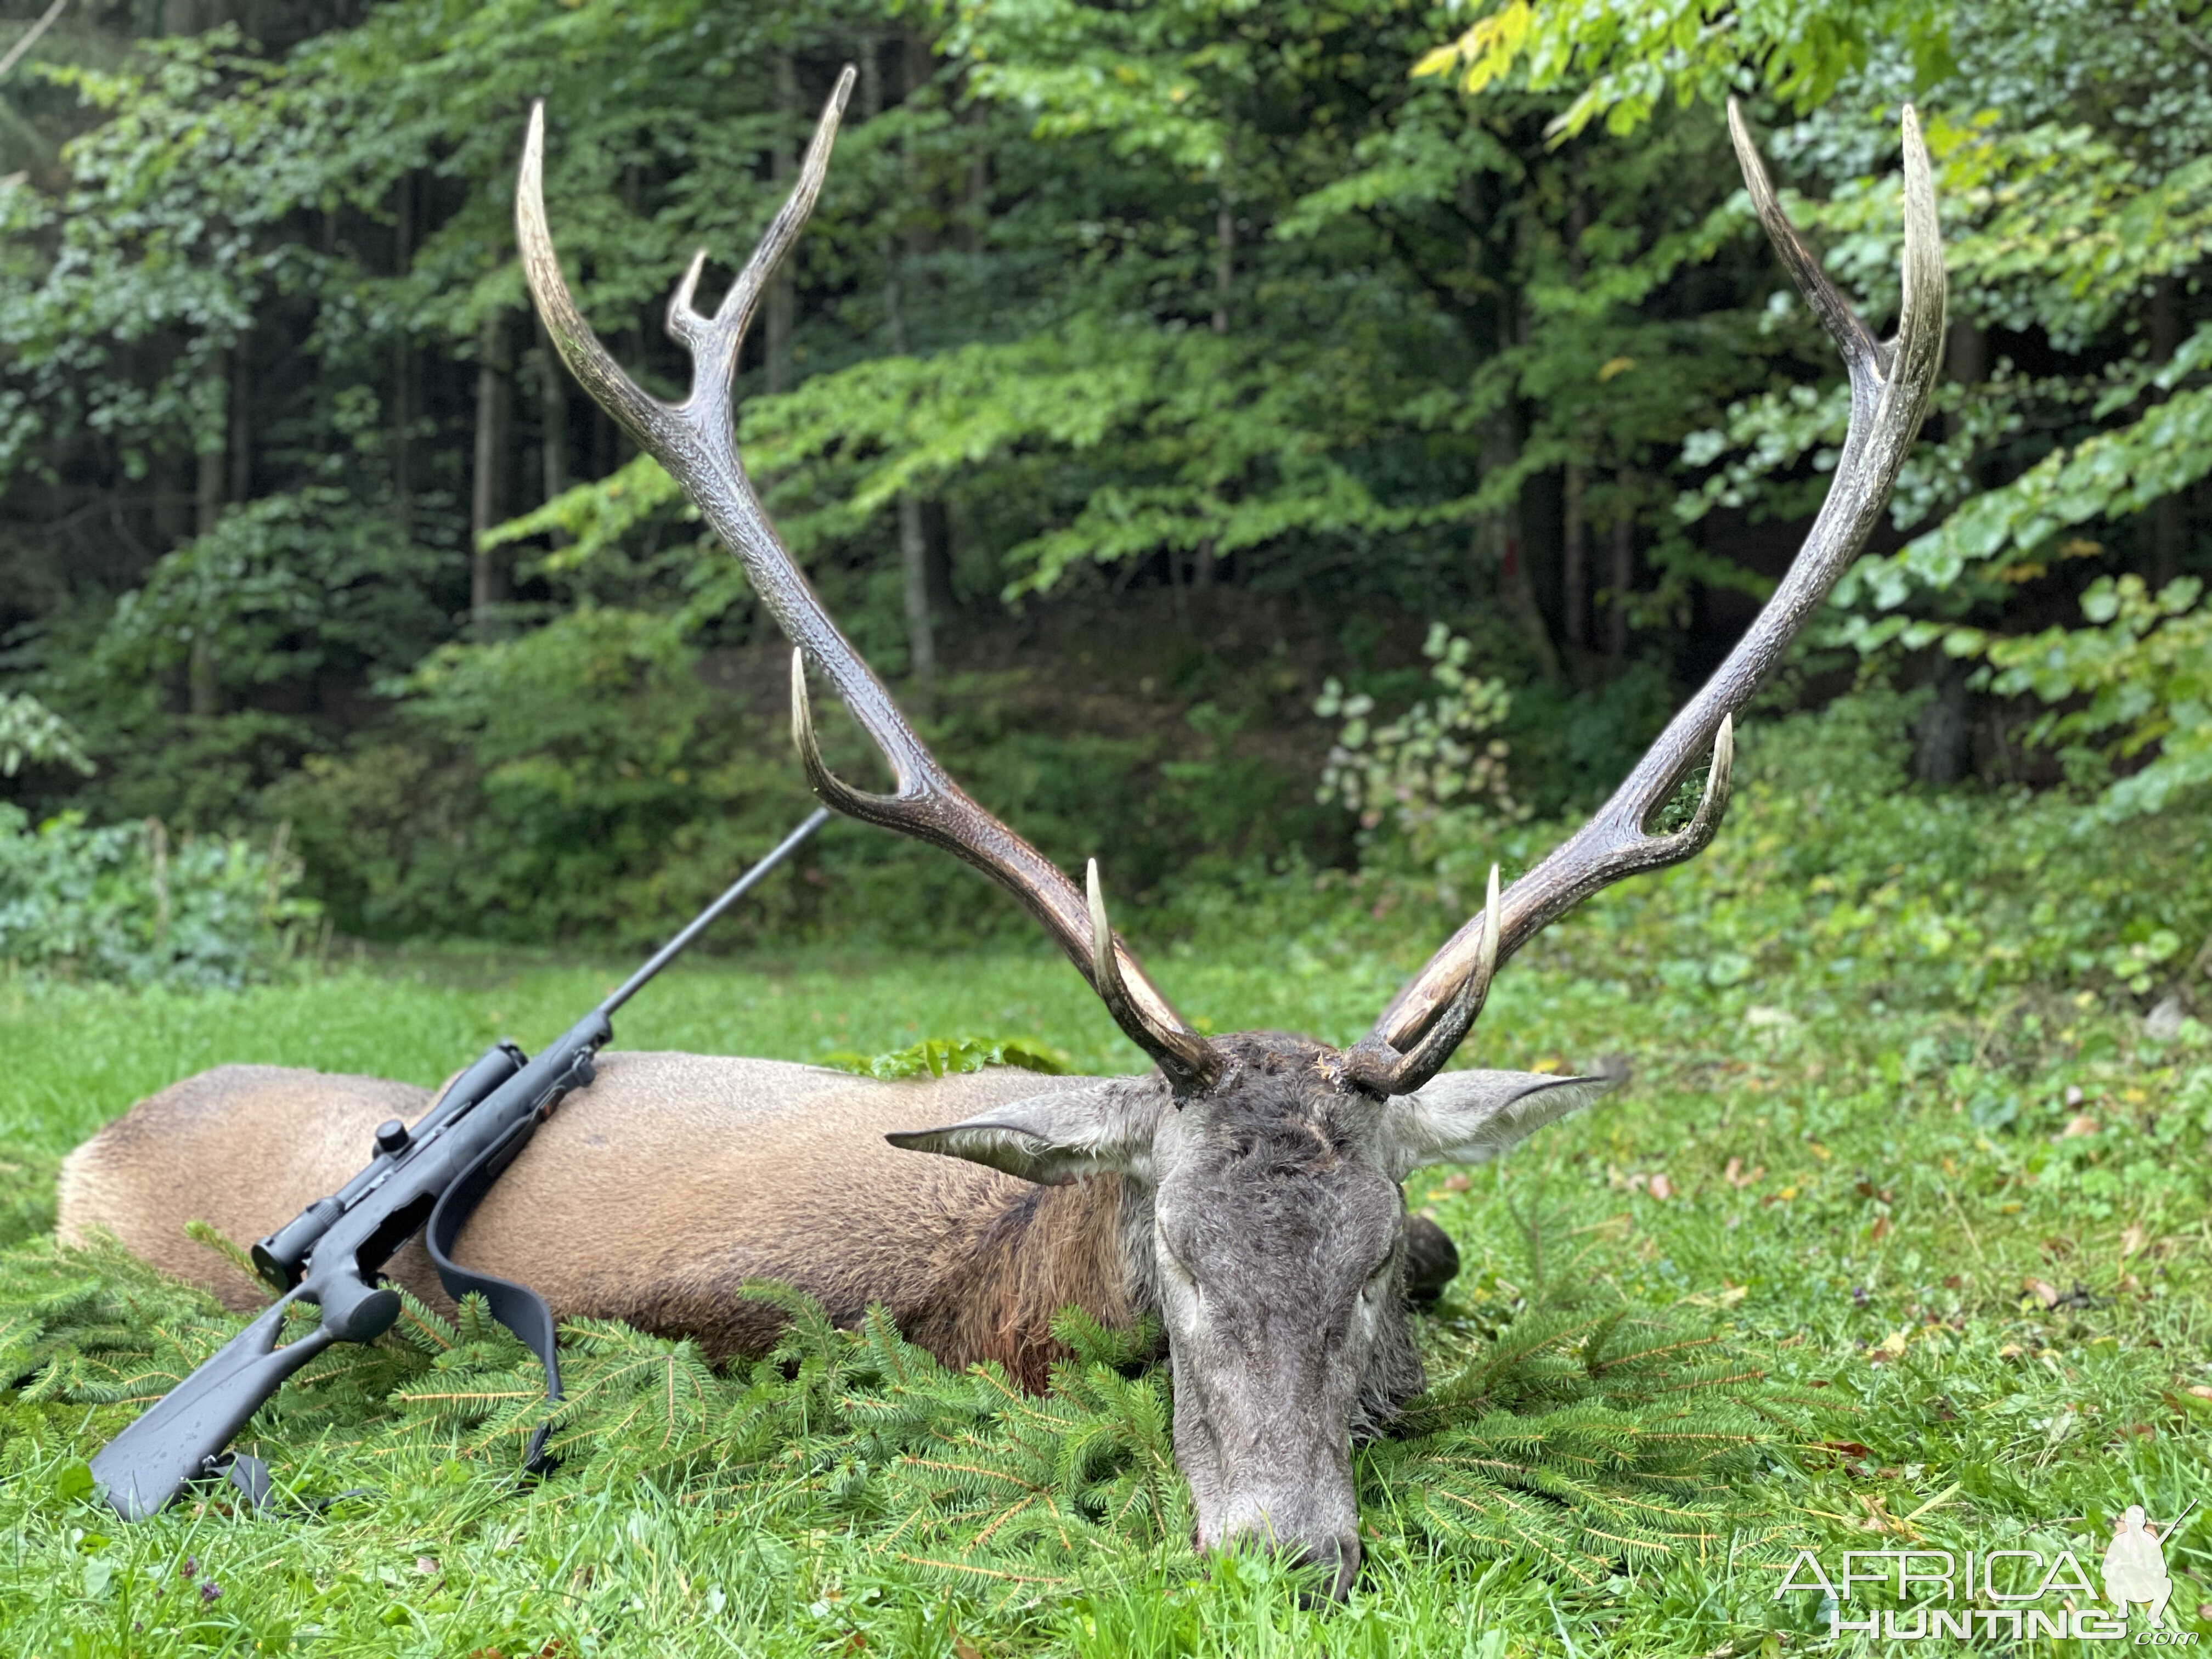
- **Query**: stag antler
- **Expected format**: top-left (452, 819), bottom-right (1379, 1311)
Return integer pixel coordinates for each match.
top-left (516, 76), bottom-right (1221, 1092)
top-left (1346, 100), bottom-right (1946, 1096)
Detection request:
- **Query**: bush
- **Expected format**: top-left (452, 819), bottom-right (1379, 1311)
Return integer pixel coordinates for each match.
top-left (0, 806), bottom-right (318, 988)
top-left (1326, 686), bottom-right (2212, 1015)
top-left (273, 607), bottom-right (1323, 950)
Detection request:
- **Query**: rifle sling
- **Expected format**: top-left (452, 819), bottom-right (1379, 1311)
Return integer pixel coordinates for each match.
top-left (425, 1113), bottom-right (564, 1475)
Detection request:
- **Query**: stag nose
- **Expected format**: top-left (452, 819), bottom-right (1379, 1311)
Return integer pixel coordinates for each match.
top-left (1288, 1531), bottom-right (1361, 1602)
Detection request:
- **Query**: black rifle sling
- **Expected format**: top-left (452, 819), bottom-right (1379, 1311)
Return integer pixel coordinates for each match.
top-left (426, 1114), bottom-right (563, 1474)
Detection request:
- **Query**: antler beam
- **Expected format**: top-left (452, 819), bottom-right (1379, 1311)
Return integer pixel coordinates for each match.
top-left (1353, 99), bottom-right (1946, 1094)
top-left (517, 76), bottom-right (1221, 1092)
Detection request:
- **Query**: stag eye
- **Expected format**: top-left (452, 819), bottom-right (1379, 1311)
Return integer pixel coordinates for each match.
top-left (1158, 1238), bottom-right (1199, 1292)
top-left (1359, 1253), bottom-right (1396, 1300)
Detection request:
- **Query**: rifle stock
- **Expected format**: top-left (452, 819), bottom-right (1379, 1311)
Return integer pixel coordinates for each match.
top-left (91, 1292), bottom-right (337, 1521)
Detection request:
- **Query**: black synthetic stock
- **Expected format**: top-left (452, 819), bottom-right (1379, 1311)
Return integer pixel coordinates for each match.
top-left (90, 1291), bottom-right (338, 1521)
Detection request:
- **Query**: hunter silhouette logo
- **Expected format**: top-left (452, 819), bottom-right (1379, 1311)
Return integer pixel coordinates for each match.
top-left (2105, 1504), bottom-right (2190, 1629)
top-left (1775, 1500), bottom-right (2199, 1644)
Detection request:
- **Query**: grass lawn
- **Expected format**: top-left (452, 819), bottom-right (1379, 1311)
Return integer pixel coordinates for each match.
top-left (2, 938), bottom-right (2209, 1656)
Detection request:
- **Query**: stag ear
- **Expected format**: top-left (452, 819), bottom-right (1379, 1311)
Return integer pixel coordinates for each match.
top-left (887, 1079), bottom-right (1164, 1186)
top-left (1378, 1069), bottom-right (1618, 1179)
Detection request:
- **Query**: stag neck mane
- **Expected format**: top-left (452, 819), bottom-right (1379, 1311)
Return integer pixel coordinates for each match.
top-left (903, 1170), bottom-right (1148, 1390)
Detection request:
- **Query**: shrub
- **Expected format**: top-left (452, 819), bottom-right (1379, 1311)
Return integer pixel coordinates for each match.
top-left (0, 806), bottom-right (318, 988)
top-left (1324, 686), bottom-right (2212, 1015)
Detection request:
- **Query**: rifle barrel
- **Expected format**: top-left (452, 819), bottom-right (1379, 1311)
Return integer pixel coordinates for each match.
top-left (597, 808), bottom-right (830, 1016)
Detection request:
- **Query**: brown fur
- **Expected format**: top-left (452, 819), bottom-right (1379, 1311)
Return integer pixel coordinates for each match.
top-left (905, 1176), bottom-right (1140, 1390)
top-left (58, 1054), bottom-right (1137, 1376)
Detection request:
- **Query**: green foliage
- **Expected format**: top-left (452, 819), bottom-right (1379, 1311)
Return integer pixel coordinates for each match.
top-left (1317, 624), bottom-right (1526, 862)
top-left (823, 1034), bottom-right (1073, 1080)
top-left (0, 0), bottom-right (2206, 992)
top-left (0, 804), bottom-right (317, 987)
top-left (0, 1214), bottom-right (1782, 1609)
top-left (1372, 1311), bottom-right (1782, 1583)
top-left (1412, 0), bottom-right (1956, 138)
top-left (0, 692), bottom-right (92, 778)
top-left (94, 490), bottom-right (450, 698)
top-left (1347, 687), bottom-right (2212, 1013)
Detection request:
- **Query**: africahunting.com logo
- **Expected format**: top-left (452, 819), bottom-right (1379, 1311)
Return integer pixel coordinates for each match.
top-left (1775, 1503), bottom-right (2198, 1643)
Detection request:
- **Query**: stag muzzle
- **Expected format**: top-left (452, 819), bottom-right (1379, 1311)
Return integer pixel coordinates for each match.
top-left (1178, 1374), bottom-right (1364, 1599)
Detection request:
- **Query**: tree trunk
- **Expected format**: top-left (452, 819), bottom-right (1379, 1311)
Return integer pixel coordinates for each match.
top-left (471, 312), bottom-right (514, 631)
top-left (392, 170), bottom-right (414, 531)
top-left (186, 342), bottom-right (243, 717)
top-left (881, 30), bottom-right (941, 709)
top-left (1945, 315), bottom-right (1986, 460)
top-left (1605, 478), bottom-right (1634, 666)
top-left (958, 93), bottom-right (989, 255)
top-left (1486, 291), bottom-right (1558, 680)
top-left (225, 340), bottom-right (251, 505)
top-left (1912, 654), bottom-right (1972, 786)
top-left (898, 494), bottom-right (936, 713)
top-left (535, 315), bottom-right (570, 544)
top-left (1561, 461), bottom-right (1588, 657)
top-left (766, 52), bottom-right (798, 394)
top-left (195, 444), bottom-right (223, 538)
top-left (2149, 277), bottom-right (2186, 588)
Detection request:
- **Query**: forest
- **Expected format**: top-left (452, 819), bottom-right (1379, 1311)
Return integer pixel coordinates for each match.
top-left (0, 0), bottom-right (2203, 968)
top-left (1, 3), bottom-right (2210, 1655)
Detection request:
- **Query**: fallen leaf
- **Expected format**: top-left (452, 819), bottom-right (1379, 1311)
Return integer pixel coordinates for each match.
top-left (1942, 1274), bottom-right (1966, 1290)
top-left (415, 1558), bottom-right (438, 1576)
top-left (1683, 1284), bottom-right (1749, 1308)
top-left (952, 1639), bottom-right (985, 1659)
top-left (1443, 1172), bottom-right (1471, 1193)
top-left (2120, 1222), bottom-right (2147, 1258)
top-left (2023, 1278), bottom-right (2061, 1308)
top-left (1870, 1216), bottom-right (1892, 1242)
top-left (1647, 1173), bottom-right (1674, 1201)
top-left (2059, 1114), bottom-right (2098, 1139)
top-left (1872, 1329), bottom-right (1910, 1360)
top-left (2188, 1385), bottom-right (2212, 1401)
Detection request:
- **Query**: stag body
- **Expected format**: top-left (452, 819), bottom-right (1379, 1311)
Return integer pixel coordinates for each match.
top-left (60, 1057), bottom-right (1137, 1374)
top-left (63, 1040), bottom-right (1581, 1590)
top-left (61, 76), bottom-right (1943, 1597)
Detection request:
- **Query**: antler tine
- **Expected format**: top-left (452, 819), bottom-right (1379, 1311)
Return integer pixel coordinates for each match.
top-left (1363, 101), bottom-right (1945, 1090)
top-left (1344, 866), bottom-right (1500, 1096)
top-left (1090, 859), bottom-right (1221, 1093)
top-left (517, 79), bottom-right (1218, 1094)
top-left (517, 100), bottom-right (669, 452)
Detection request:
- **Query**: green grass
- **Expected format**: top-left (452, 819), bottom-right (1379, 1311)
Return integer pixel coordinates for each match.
top-left (2, 934), bottom-right (2210, 1657)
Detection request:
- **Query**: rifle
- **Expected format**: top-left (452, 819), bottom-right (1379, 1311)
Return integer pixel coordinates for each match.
top-left (91, 808), bottom-right (831, 1520)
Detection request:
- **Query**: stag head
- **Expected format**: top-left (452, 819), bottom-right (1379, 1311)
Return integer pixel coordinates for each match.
top-left (517, 75), bottom-right (1943, 1595)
